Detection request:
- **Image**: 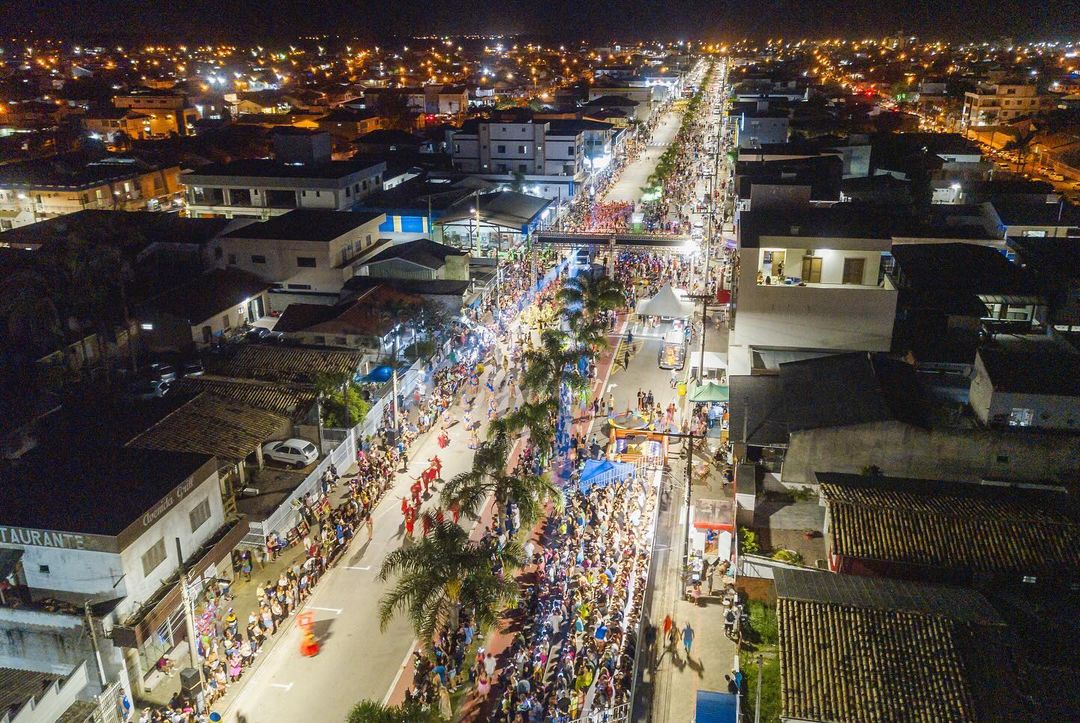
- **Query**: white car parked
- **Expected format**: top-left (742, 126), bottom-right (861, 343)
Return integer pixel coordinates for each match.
top-left (262, 439), bottom-right (319, 468)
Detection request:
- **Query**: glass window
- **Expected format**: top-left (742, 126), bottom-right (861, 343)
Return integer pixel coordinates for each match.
top-left (1008, 408), bottom-right (1034, 427)
top-left (189, 498), bottom-right (211, 532)
top-left (141, 538), bottom-right (167, 576)
top-left (251, 255), bottom-right (266, 264)
top-left (297, 257), bottom-right (317, 268)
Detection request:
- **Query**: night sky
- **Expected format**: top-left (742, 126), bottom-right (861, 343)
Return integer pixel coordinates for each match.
top-left (6, 0), bottom-right (1080, 41)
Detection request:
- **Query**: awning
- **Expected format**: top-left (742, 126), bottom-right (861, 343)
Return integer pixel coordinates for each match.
top-left (689, 351), bottom-right (728, 373)
top-left (695, 691), bottom-right (738, 723)
top-left (635, 284), bottom-right (694, 318)
top-left (578, 458), bottom-right (636, 494)
top-left (360, 365), bottom-right (394, 383)
top-left (690, 382), bottom-right (729, 402)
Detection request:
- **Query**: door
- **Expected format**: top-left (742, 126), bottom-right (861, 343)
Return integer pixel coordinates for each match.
top-left (801, 256), bottom-right (822, 283)
top-left (842, 257), bottom-right (866, 285)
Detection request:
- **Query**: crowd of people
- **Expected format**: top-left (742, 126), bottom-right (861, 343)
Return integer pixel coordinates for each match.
top-left (484, 475), bottom-right (658, 721)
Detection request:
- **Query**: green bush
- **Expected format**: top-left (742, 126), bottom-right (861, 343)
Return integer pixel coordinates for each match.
top-left (321, 382), bottom-right (371, 429)
top-left (346, 699), bottom-right (447, 723)
top-left (738, 526), bottom-right (760, 555)
top-left (742, 653), bottom-right (782, 723)
top-left (772, 549), bottom-right (804, 565)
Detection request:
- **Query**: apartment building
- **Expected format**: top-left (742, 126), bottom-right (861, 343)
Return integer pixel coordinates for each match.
top-left (961, 83), bottom-right (1055, 127)
top-left (112, 90), bottom-right (199, 137)
top-left (446, 119), bottom-right (585, 178)
top-left (0, 154), bottom-right (183, 231)
top-left (183, 158), bottom-right (386, 219)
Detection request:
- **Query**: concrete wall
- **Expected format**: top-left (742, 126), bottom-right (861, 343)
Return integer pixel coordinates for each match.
top-left (116, 470), bottom-right (225, 619)
top-left (782, 420), bottom-right (1080, 486)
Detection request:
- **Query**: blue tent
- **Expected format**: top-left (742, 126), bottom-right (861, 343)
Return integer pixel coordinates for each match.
top-left (578, 459), bottom-right (636, 494)
top-left (694, 691), bottom-right (738, 723)
top-left (360, 365), bottom-right (393, 383)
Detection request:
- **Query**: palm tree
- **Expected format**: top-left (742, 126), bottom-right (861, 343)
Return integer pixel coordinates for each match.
top-left (498, 398), bottom-right (559, 461)
top-left (521, 328), bottom-right (585, 397)
top-left (441, 426), bottom-right (563, 527)
top-left (347, 699), bottom-right (447, 723)
top-left (378, 520), bottom-right (523, 646)
top-left (1004, 127), bottom-right (1038, 174)
top-left (558, 272), bottom-right (625, 322)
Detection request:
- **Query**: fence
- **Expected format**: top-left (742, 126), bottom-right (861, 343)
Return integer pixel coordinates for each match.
top-left (243, 431), bottom-right (358, 548)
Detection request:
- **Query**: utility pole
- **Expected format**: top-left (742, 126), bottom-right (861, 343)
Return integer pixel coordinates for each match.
top-left (83, 601), bottom-right (108, 689)
top-left (175, 538), bottom-right (204, 690)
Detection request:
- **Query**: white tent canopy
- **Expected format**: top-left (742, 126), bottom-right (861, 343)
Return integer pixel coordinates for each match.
top-left (635, 284), bottom-right (694, 318)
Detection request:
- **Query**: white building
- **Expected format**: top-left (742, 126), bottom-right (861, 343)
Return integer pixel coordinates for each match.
top-left (0, 446), bottom-right (244, 702)
top-left (961, 83), bottom-right (1055, 127)
top-left (215, 209), bottom-right (388, 305)
top-left (728, 207), bottom-right (898, 375)
top-left (183, 158), bottom-right (386, 220)
top-left (446, 119), bottom-right (586, 179)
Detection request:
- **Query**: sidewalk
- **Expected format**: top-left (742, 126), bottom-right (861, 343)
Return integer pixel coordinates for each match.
top-left (135, 461), bottom-right (360, 711)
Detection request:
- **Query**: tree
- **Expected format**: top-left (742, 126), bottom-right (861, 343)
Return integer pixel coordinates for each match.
top-left (558, 272), bottom-right (625, 323)
top-left (509, 169), bottom-right (527, 193)
top-left (347, 699), bottom-right (447, 723)
top-left (521, 328), bottom-right (587, 398)
top-left (375, 91), bottom-right (415, 131)
top-left (315, 371), bottom-right (371, 429)
top-left (378, 520), bottom-right (523, 645)
top-left (1004, 126), bottom-right (1039, 174)
top-left (440, 426), bottom-right (563, 527)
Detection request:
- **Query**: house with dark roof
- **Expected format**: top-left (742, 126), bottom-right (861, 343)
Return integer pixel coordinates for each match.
top-left (436, 190), bottom-right (552, 252)
top-left (728, 352), bottom-right (1080, 487)
top-left (775, 568), bottom-right (1028, 723)
top-left (969, 338), bottom-right (1080, 430)
top-left (817, 471), bottom-right (1080, 588)
top-left (729, 205), bottom-right (899, 375)
top-left (358, 238), bottom-right (468, 281)
top-left (0, 152), bottom-right (183, 231)
top-left (272, 285), bottom-right (423, 352)
top-left (182, 157), bottom-right (386, 219)
top-left (215, 209), bottom-right (388, 302)
top-left (137, 268), bottom-right (271, 352)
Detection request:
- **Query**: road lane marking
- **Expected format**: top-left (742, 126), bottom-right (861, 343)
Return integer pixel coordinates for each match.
top-left (310, 606), bottom-right (343, 614)
top-left (270, 682), bottom-right (294, 691)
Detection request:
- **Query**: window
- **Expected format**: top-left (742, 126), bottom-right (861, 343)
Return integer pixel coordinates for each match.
top-left (38, 564), bottom-right (50, 574)
top-left (996, 454), bottom-right (1010, 464)
top-left (569, 147), bottom-right (576, 157)
top-left (214, 246), bottom-right (223, 259)
top-left (345, 187), bottom-right (351, 197)
top-left (141, 538), bottom-right (167, 576)
top-left (227, 253), bottom-right (237, 265)
top-left (251, 254), bottom-right (266, 264)
top-left (286, 283), bottom-right (312, 290)
top-left (314, 191), bottom-right (321, 198)
top-left (189, 497), bottom-right (211, 532)
top-left (519, 145), bottom-right (526, 154)
top-left (296, 257), bottom-right (317, 268)
top-left (1008, 408), bottom-right (1034, 427)
top-left (497, 144), bottom-right (506, 153)
top-left (222, 313), bottom-right (231, 330)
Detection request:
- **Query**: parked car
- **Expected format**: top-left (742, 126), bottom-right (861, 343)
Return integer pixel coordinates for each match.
top-left (262, 439), bottom-right (319, 468)
top-left (131, 378), bottom-right (172, 400)
top-left (148, 363), bottom-right (177, 382)
top-left (182, 360), bottom-right (204, 377)
top-left (247, 327), bottom-right (271, 342)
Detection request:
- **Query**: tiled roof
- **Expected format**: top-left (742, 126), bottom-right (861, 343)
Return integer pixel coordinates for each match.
top-left (127, 392), bottom-right (287, 461)
top-left (168, 374), bottom-right (316, 421)
top-left (819, 472), bottom-right (1080, 575)
top-left (775, 569), bottom-right (1022, 723)
top-left (208, 344), bottom-right (363, 384)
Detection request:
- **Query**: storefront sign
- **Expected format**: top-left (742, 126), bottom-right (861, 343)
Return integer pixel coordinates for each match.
top-left (116, 458), bottom-right (217, 551)
top-left (0, 526), bottom-right (117, 553)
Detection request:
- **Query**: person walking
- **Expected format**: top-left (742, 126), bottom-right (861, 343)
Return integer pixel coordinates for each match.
top-left (682, 622), bottom-right (695, 656)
